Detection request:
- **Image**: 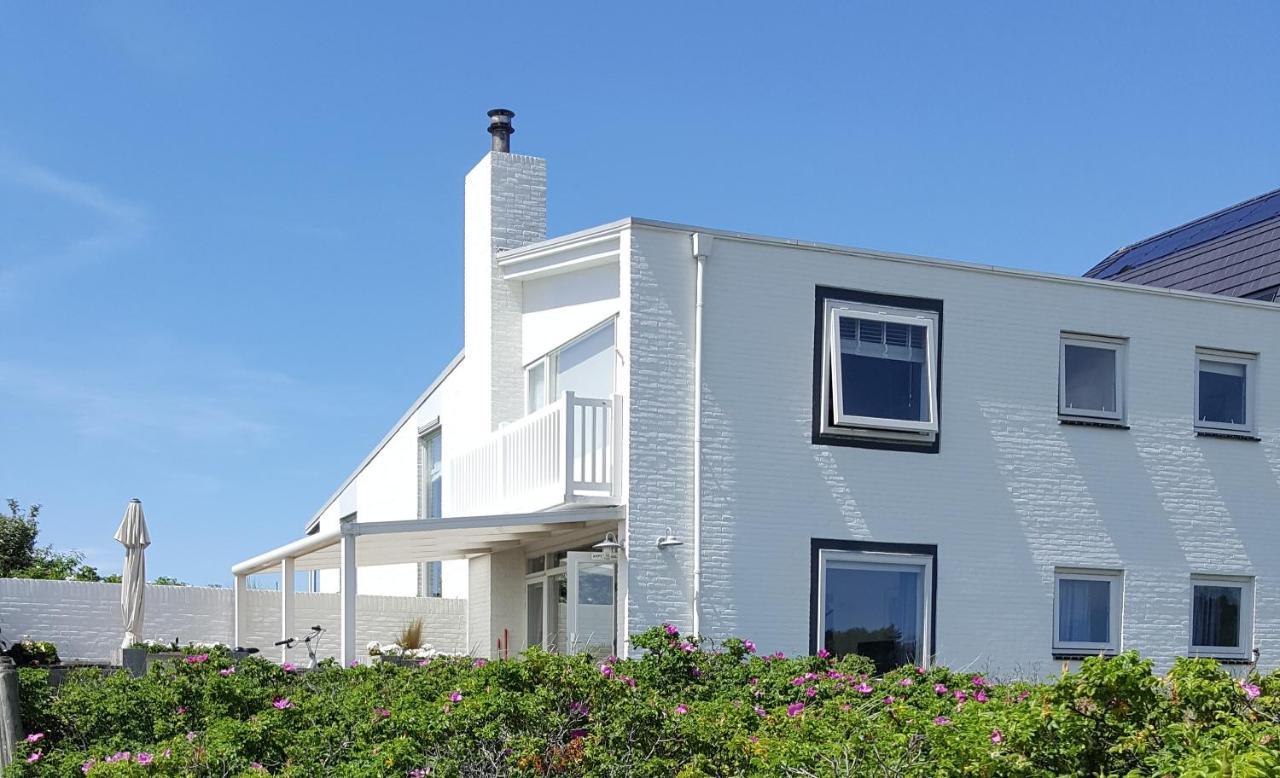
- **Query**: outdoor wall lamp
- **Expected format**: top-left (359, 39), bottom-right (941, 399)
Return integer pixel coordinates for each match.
top-left (656, 527), bottom-right (684, 549)
top-left (592, 532), bottom-right (623, 559)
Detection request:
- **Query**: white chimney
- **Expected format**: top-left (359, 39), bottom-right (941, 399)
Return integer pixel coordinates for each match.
top-left (463, 109), bottom-right (547, 435)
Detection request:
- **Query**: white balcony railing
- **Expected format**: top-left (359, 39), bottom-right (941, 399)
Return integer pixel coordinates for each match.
top-left (444, 392), bottom-right (622, 517)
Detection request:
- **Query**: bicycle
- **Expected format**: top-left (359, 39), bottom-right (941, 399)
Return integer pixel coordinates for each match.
top-left (274, 625), bottom-right (324, 669)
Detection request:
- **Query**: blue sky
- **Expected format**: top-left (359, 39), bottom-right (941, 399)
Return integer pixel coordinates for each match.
top-left (2, 2), bottom-right (1278, 586)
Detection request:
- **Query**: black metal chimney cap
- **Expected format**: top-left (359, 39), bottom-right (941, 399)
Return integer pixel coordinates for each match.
top-left (487, 108), bottom-right (515, 152)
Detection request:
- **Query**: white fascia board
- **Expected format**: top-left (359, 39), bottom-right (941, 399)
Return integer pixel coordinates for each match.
top-left (622, 218), bottom-right (1280, 312)
top-left (498, 227), bottom-right (623, 281)
top-left (302, 351), bottom-right (464, 534)
top-left (499, 216), bottom-right (1279, 311)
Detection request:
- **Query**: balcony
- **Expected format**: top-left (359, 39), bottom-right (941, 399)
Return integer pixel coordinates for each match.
top-left (444, 392), bottom-right (622, 517)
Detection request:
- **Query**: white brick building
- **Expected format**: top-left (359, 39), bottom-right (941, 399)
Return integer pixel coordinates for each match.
top-left (234, 111), bottom-right (1280, 676)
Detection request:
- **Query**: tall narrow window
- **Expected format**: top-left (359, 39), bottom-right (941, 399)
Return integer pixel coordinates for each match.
top-left (1190, 576), bottom-right (1253, 659)
top-left (814, 543), bottom-right (935, 673)
top-left (418, 426), bottom-right (443, 598)
top-left (419, 428), bottom-right (442, 519)
top-left (527, 360), bottom-right (548, 414)
top-left (817, 291), bottom-right (941, 449)
top-left (1053, 569), bottom-right (1123, 654)
top-left (1196, 349), bottom-right (1256, 436)
top-left (1059, 334), bottom-right (1126, 422)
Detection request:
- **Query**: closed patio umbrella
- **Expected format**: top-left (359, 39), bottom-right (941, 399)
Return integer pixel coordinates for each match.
top-left (114, 498), bottom-right (151, 649)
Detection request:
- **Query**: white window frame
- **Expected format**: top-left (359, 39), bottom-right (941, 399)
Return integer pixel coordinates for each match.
top-left (417, 423), bottom-right (442, 520)
top-left (1059, 333), bottom-right (1126, 422)
top-left (1053, 568), bottom-right (1123, 654)
top-left (823, 300), bottom-right (939, 439)
top-left (524, 317), bottom-right (617, 416)
top-left (815, 549), bottom-right (933, 669)
top-left (525, 358), bottom-right (550, 415)
top-left (1194, 348), bottom-right (1257, 436)
top-left (1189, 574), bottom-right (1254, 660)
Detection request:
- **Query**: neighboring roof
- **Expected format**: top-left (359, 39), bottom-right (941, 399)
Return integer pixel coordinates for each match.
top-left (302, 351), bottom-right (463, 533)
top-left (1085, 211), bottom-right (1280, 300)
top-left (1085, 187), bottom-right (1280, 282)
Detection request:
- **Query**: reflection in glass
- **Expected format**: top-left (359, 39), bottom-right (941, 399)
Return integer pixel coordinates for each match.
top-left (1193, 585), bottom-right (1241, 648)
top-left (837, 318), bottom-right (929, 422)
top-left (1064, 345), bottom-right (1117, 413)
top-left (1058, 578), bottom-right (1111, 644)
top-left (1199, 360), bottom-right (1247, 425)
top-left (824, 562), bottom-right (922, 673)
top-left (526, 581), bottom-right (544, 649)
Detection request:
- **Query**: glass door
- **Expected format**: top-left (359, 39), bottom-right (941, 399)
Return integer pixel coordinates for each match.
top-left (566, 551), bottom-right (617, 656)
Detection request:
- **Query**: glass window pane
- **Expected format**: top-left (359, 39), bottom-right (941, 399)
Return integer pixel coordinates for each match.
top-left (419, 431), bottom-right (442, 519)
top-left (574, 560), bottom-right (616, 656)
top-left (527, 361), bottom-right (547, 414)
top-left (526, 555), bottom-right (546, 575)
top-left (1064, 345), bottom-right (1117, 413)
top-left (526, 581), bottom-right (544, 649)
top-left (1058, 579), bottom-right (1111, 644)
top-left (423, 561), bottom-right (442, 598)
top-left (577, 563), bottom-right (615, 606)
top-left (837, 317), bottom-right (930, 422)
top-left (547, 573), bottom-right (567, 653)
top-left (1199, 360), bottom-right (1247, 425)
top-left (556, 322), bottom-right (615, 401)
top-left (824, 562), bottom-right (922, 673)
top-left (1193, 585), bottom-right (1242, 648)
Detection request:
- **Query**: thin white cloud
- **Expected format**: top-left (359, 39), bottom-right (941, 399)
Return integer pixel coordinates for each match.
top-left (0, 154), bottom-right (149, 303)
top-left (0, 358), bottom-right (274, 447)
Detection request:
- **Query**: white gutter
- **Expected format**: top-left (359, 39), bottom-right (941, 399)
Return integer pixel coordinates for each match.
top-left (691, 233), bottom-right (713, 635)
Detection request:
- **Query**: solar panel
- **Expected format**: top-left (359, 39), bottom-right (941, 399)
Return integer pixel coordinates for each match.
top-left (1089, 188), bottom-right (1280, 279)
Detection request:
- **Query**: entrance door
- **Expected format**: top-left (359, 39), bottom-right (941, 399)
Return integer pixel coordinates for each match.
top-left (566, 551), bottom-right (617, 656)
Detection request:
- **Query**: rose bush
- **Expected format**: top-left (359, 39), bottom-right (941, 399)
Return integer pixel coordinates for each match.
top-left (8, 626), bottom-right (1279, 777)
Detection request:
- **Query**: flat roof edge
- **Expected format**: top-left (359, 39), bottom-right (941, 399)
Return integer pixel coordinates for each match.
top-left (499, 216), bottom-right (1279, 311)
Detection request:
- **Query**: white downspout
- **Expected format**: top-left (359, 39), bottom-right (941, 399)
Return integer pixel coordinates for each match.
top-left (691, 233), bottom-right (713, 636)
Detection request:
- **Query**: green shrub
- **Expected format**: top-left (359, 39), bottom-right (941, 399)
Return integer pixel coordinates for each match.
top-left (4, 639), bottom-right (59, 667)
top-left (5, 626), bottom-right (1279, 777)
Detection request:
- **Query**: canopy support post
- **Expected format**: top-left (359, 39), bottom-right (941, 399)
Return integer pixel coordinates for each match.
top-left (339, 529), bottom-right (357, 666)
top-left (233, 574), bottom-right (248, 649)
top-left (280, 557), bottom-right (295, 664)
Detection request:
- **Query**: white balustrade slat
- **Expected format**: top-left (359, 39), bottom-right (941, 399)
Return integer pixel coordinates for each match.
top-left (444, 394), bottom-right (618, 516)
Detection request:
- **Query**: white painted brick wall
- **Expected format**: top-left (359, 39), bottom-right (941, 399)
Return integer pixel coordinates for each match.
top-left (462, 151), bottom-right (546, 441)
top-left (0, 578), bottom-right (466, 664)
top-left (625, 224), bottom-right (1280, 675)
top-left (623, 228), bottom-right (697, 635)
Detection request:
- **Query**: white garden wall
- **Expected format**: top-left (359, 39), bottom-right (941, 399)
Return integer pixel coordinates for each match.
top-left (0, 578), bottom-right (466, 664)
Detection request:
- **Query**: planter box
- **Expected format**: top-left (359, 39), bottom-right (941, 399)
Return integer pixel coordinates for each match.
top-left (122, 649), bottom-right (257, 677)
top-left (372, 655), bottom-right (423, 667)
top-left (46, 664), bottom-right (118, 690)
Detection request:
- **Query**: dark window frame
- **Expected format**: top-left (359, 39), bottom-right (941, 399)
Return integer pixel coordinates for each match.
top-left (808, 538), bottom-right (939, 661)
top-left (812, 286), bottom-right (944, 453)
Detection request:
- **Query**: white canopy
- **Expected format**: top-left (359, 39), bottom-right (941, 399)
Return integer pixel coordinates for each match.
top-left (229, 506), bottom-right (623, 664)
